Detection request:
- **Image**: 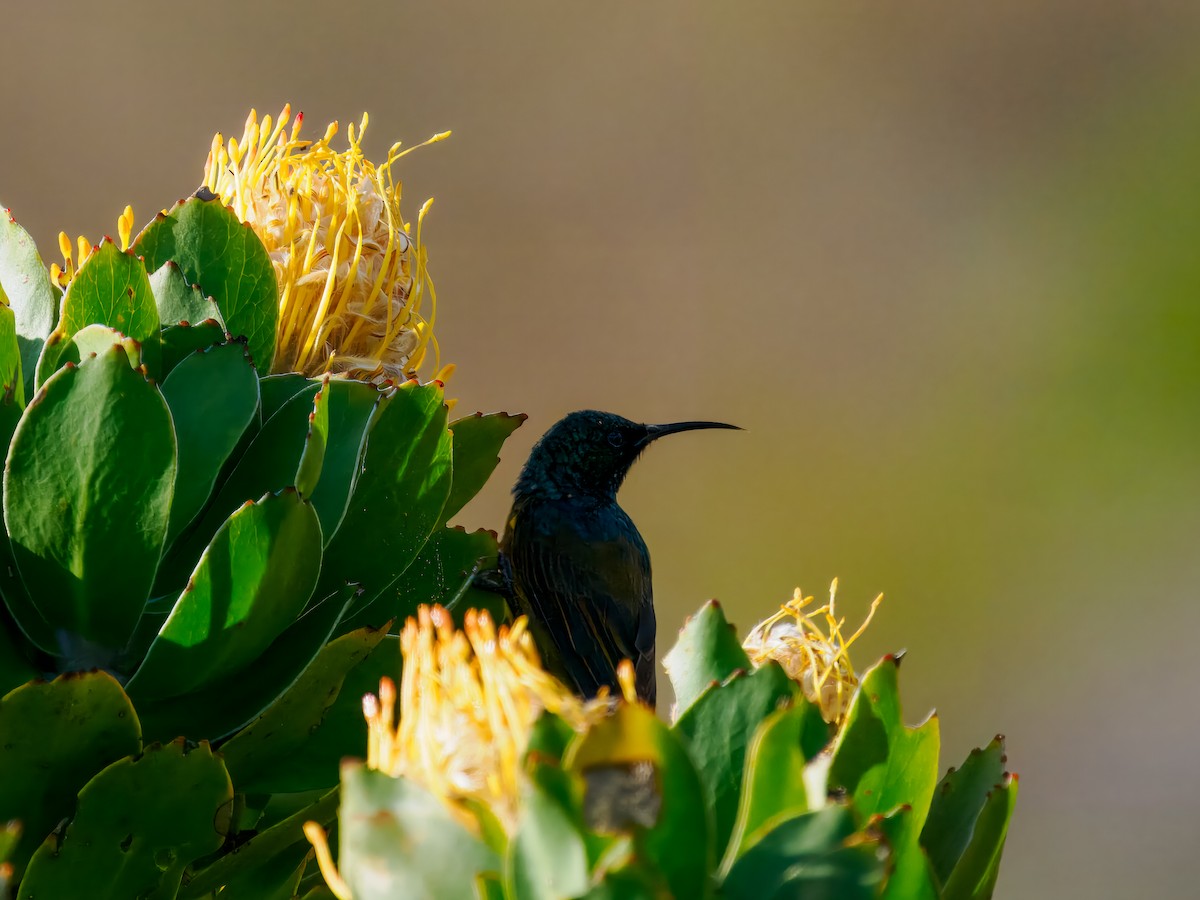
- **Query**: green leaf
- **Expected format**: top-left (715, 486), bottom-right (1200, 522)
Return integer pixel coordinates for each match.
top-left (118, 592), bottom-right (178, 671)
top-left (567, 702), bottom-right (712, 900)
top-left (577, 865), bottom-right (665, 900)
top-left (0, 304), bottom-right (24, 407)
top-left (19, 740), bottom-right (231, 900)
top-left (134, 197), bottom-right (277, 372)
top-left (5, 347), bottom-right (176, 657)
top-left (134, 583), bottom-right (357, 744)
top-left (0, 205), bottom-right (57, 402)
top-left (259, 373), bottom-right (312, 421)
top-left (475, 872), bottom-right (506, 900)
top-left (209, 842), bottom-right (311, 900)
top-left (37, 239), bottom-right (160, 385)
top-left (306, 379), bottom-right (382, 542)
top-left (828, 656), bottom-right (940, 900)
top-left (0, 389), bottom-right (56, 656)
top-left (0, 340), bottom-right (23, 667)
top-left (446, 584), bottom-right (510, 629)
top-left (507, 766), bottom-right (590, 900)
top-left (721, 806), bottom-right (885, 900)
top-left (524, 710), bottom-right (577, 767)
top-left (877, 807), bottom-right (939, 900)
top-left (160, 340), bottom-right (260, 547)
top-left (442, 411), bottom-right (526, 525)
top-left (219, 626), bottom-right (392, 794)
top-left (465, 799), bottom-right (511, 860)
top-left (674, 663), bottom-right (797, 858)
top-left (396, 526), bottom-right (498, 620)
top-left (799, 709), bottom-right (834, 761)
top-left (0, 672), bottom-right (141, 879)
top-left (0, 559), bottom-right (37, 660)
top-left (338, 766), bottom-right (499, 900)
top-left (921, 736), bottom-right (1009, 886)
top-left (721, 701), bottom-right (827, 871)
top-left (0, 604), bottom-right (38, 695)
top-left (323, 382), bottom-right (452, 631)
top-left (158, 382), bottom-right (320, 592)
top-left (296, 374), bottom-right (330, 499)
top-left (0, 819), bottom-right (20, 864)
top-left (0, 345), bottom-right (22, 671)
top-left (148, 260), bottom-right (225, 329)
top-left (828, 657), bottom-right (940, 830)
top-left (126, 489), bottom-right (322, 702)
top-left (940, 774), bottom-right (1018, 900)
top-left (663, 600), bottom-right (751, 718)
top-left (49, 323), bottom-right (144, 372)
top-left (179, 789), bottom-right (338, 899)
top-left (213, 378), bottom-right (319, 506)
top-left (160, 319), bottom-right (228, 377)
top-left (440, 532), bottom-right (509, 627)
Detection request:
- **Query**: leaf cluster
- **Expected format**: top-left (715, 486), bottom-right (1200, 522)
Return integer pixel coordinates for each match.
top-left (333, 602), bottom-right (1018, 900)
top-left (0, 199), bottom-right (524, 898)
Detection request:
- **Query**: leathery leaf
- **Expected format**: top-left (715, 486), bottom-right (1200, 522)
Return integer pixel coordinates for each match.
top-left (126, 489), bottom-right (321, 702)
top-left (4, 346), bottom-right (175, 658)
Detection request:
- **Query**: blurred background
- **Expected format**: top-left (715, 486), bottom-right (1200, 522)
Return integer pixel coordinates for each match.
top-left (3, 1), bottom-right (1197, 895)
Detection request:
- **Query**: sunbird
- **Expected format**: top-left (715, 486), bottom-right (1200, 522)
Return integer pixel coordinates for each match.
top-left (499, 410), bottom-right (739, 707)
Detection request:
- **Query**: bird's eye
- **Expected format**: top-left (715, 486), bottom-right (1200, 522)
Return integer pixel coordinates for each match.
top-left (607, 430), bottom-right (624, 448)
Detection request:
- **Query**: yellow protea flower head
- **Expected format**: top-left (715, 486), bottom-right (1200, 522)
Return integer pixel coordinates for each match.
top-left (370, 604), bottom-right (601, 828)
top-left (742, 579), bottom-right (882, 724)
top-left (305, 605), bottom-right (608, 898)
top-left (202, 106), bottom-right (449, 381)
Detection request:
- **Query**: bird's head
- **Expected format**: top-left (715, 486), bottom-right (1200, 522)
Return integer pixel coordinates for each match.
top-left (515, 410), bottom-right (740, 501)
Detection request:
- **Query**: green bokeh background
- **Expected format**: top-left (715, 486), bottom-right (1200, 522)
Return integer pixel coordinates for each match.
top-left (3, 3), bottom-right (1196, 896)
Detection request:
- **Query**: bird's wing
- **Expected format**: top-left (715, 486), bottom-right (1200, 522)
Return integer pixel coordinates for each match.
top-left (504, 505), bottom-right (655, 703)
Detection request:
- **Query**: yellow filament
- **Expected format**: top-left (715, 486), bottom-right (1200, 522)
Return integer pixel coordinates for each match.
top-left (303, 821), bottom-right (351, 900)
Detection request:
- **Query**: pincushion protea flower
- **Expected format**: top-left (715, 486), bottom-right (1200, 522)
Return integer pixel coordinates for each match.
top-left (374, 605), bottom-right (604, 825)
top-left (202, 106), bottom-right (448, 382)
top-left (305, 605), bottom-right (609, 897)
top-left (47, 108), bottom-right (449, 386)
top-left (301, 592), bottom-right (1016, 900)
top-left (742, 579), bottom-right (882, 724)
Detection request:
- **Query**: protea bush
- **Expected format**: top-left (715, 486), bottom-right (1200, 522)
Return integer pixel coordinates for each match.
top-left (0, 108), bottom-right (1016, 899)
top-left (303, 591), bottom-right (1016, 900)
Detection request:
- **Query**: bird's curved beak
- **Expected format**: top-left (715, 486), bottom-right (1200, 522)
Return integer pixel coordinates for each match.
top-left (640, 420), bottom-right (741, 447)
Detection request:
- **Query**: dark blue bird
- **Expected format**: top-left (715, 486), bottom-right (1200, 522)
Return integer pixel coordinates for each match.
top-left (499, 410), bottom-right (739, 707)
